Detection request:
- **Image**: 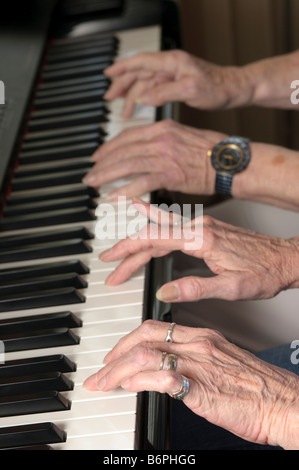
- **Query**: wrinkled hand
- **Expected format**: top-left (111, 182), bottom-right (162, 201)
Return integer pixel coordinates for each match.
top-left (83, 120), bottom-right (226, 199)
top-left (83, 320), bottom-right (299, 449)
top-left (100, 200), bottom-right (298, 302)
top-left (104, 50), bottom-right (242, 117)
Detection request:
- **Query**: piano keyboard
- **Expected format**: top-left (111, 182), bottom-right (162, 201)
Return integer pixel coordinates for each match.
top-left (0, 25), bottom-right (161, 450)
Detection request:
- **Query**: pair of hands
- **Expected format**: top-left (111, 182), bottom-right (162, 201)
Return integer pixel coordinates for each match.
top-left (83, 50), bottom-right (239, 199)
top-left (82, 52), bottom-right (299, 449)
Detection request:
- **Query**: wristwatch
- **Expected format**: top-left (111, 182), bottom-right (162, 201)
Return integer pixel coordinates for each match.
top-left (208, 136), bottom-right (252, 196)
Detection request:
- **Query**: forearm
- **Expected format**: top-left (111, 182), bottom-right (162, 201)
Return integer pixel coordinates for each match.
top-left (240, 50), bottom-right (299, 109)
top-left (232, 142), bottom-right (299, 211)
top-left (223, 50), bottom-right (299, 110)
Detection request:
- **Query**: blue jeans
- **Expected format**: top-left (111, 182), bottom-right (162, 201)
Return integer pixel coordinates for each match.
top-left (171, 344), bottom-right (298, 450)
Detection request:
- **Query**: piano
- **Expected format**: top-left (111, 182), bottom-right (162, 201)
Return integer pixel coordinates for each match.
top-left (0, 0), bottom-right (180, 450)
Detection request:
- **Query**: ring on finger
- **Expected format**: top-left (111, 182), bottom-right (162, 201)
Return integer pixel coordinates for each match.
top-left (159, 351), bottom-right (167, 370)
top-left (165, 322), bottom-right (176, 343)
top-left (166, 353), bottom-right (177, 371)
top-left (169, 375), bottom-right (190, 401)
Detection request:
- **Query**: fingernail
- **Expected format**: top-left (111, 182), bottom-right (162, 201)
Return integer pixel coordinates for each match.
top-left (97, 376), bottom-right (106, 390)
top-left (104, 272), bottom-right (115, 286)
top-left (82, 173), bottom-right (97, 185)
top-left (108, 191), bottom-right (119, 201)
top-left (100, 249), bottom-right (112, 261)
top-left (156, 285), bottom-right (179, 302)
top-left (121, 379), bottom-right (130, 389)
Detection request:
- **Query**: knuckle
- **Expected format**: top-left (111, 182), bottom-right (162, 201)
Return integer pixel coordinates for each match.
top-left (139, 319), bottom-right (160, 338)
top-left (183, 276), bottom-right (203, 301)
top-left (132, 344), bottom-right (153, 367)
top-left (202, 215), bottom-right (216, 226)
top-left (159, 119), bottom-right (176, 132)
top-left (163, 371), bottom-right (179, 390)
top-left (196, 337), bottom-right (218, 356)
top-left (182, 76), bottom-right (198, 96)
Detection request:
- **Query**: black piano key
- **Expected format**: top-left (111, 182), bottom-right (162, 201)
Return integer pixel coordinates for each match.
top-left (41, 62), bottom-right (113, 82)
top-left (28, 109), bottom-right (108, 131)
top-left (0, 288), bottom-right (85, 312)
top-left (11, 169), bottom-right (92, 191)
top-left (0, 355), bottom-right (76, 379)
top-left (0, 227), bottom-right (93, 248)
top-left (0, 311), bottom-right (82, 335)
top-left (44, 55), bottom-right (114, 72)
top-left (36, 82), bottom-right (109, 101)
top-left (5, 185), bottom-right (99, 205)
top-left (0, 423), bottom-right (66, 449)
top-left (4, 445), bottom-right (53, 450)
top-left (37, 73), bottom-right (108, 92)
top-left (0, 238), bottom-right (92, 262)
top-left (24, 123), bottom-right (106, 143)
top-left (46, 44), bottom-right (117, 63)
top-left (50, 34), bottom-right (118, 53)
top-left (15, 157), bottom-right (95, 175)
top-left (0, 273), bottom-right (87, 296)
top-left (0, 391), bottom-right (71, 418)
top-left (31, 101), bottom-right (107, 120)
top-left (18, 146), bottom-right (97, 166)
top-left (0, 260), bottom-right (89, 283)
top-left (34, 92), bottom-right (107, 112)
top-left (0, 207), bottom-right (96, 231)
top-left (3, 195), bottom-right (97, 216)
top-left (2, 327), bottom-right (80, 351)
top-left (0, 372), bottom-right (74, 397)
top-left (21, 131), bottom-right (102, 152)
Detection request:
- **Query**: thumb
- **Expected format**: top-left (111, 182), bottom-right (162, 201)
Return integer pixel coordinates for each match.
top-left (156, 273), bottom-right (243, 303)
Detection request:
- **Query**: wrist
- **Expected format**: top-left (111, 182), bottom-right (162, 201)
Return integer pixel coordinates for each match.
top-left (272, 382), bottom-right (299, 450)
top-left (232, 142), bottom-right (299, 210)
top-left (222, 65), bottom-right (258, 109)
top-left (287, 238), bottom-right (299, 289)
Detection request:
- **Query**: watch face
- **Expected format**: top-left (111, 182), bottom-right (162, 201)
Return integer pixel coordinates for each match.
top-left (210, 138), bottom-right (251, 175)
top-left (216, 144), bottom-right (245, 171)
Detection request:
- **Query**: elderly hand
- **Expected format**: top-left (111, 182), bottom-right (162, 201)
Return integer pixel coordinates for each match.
top-left (100, 200), bottom-right (299, 302)
top-left (83, 320), bottom-right (299, 449)
top-left (103, 50), bottom-right (251, 117)
top-left (83, 120), bottom-right (226, 199)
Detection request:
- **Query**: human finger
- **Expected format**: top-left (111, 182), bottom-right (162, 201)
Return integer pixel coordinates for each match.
top-left (137, 79), bottom-right (193, 107)
top-left (102, 320), bottom-right (201, 365)
top-left (83, 153), bottom-right (167, 188)
top-left (107, 173), bottom-right (166, 200)
top-left (90, 122), bottom-right (164, 162)
top-left (156, 272), bottom-right (246, 303)
top-left (104, 70), bottom-right (155, 100)
top-left (83, 344), bottom-right (166, 392)
top-left (104, 52), bottom-right (176, 77)
top-left (99, 225), bottom-right (185, 263)
top-left (121, 370), bottom-right (193, 405)
top-left (104, 249), bottom-right (159, 286)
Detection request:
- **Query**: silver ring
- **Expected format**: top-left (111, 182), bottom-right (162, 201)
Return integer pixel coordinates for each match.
top-left (165, 322), bottom-right (176, 343)
top-left (169, 376), bottom-right (190, 400)
top-left (166, 353), bottom-right (178, 371)
top-left (159, 351), bottom-right (167, 370)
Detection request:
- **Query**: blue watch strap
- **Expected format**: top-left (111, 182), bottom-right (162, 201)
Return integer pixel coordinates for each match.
top-left (215, 173), bottom-right (233, 196)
